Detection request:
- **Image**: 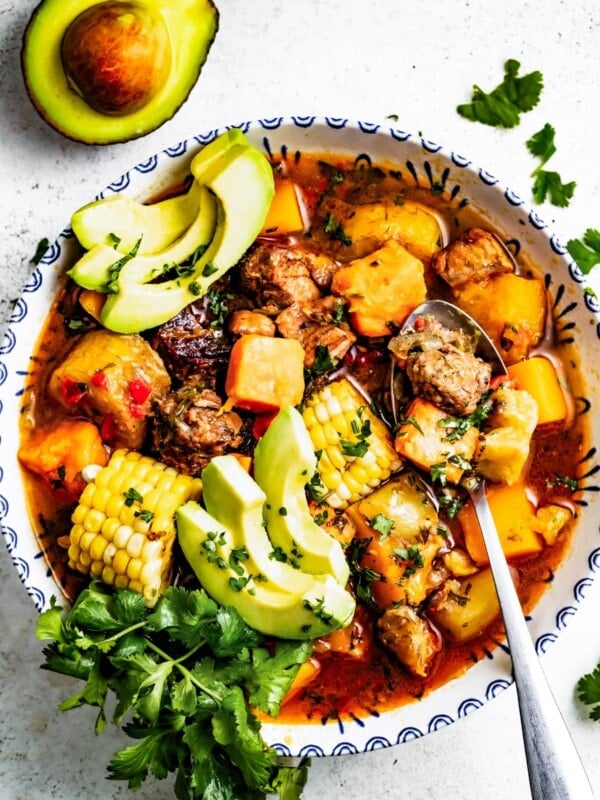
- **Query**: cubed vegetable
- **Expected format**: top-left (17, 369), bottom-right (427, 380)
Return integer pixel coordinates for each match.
top-left (224, 333), bottom-right (305, 412)
top-left (476, 385), bottom-right (538, 485)
top-left (342, 200), bottom-right (442, 262)
top-left (18, 419), bottom-right (108, 502)
top-left (331, 239), bottom-right (427, 337)
top-left (430, 568), bottom-right (504, 642)
top-left (261, 179), bottom-right (305, 235)
top-left (455, 273), bottom-right (547, 365)
top-left (458, 482), bottom-right (543, 565)
top-left (394, 397), bottom-right (479, 484)
top-left (507, 356), bottom-right (568, 425)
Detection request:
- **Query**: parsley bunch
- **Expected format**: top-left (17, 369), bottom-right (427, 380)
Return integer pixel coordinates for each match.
top-left (36, 581), bottom-right (311, 800)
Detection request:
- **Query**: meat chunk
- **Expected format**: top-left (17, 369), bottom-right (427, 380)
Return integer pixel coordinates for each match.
top-left (407, 347), bottom-right (491, 416)
top-left (152, 386), bottom-right (246, 475)
top-left (390, 316), bottom-right (491, 416)
top-left (238, 242), bottom-right (322, 313)
top-left (151, 305), bottom-right (232, 387)
top-left (377, 606), bottom-right (441, 677)
top-left (48, 330), bottom-right (170, 450)
top-left (431, 227), bottom-right (515, 289)
top-left (275, 296), bottom-right (356, 368)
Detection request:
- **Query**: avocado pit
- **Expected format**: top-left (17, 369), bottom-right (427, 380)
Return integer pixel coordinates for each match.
top-left (60, 1), bottom-right (171, 115)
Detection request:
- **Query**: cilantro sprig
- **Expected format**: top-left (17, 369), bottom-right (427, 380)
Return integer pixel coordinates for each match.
top-left (566, 229), bottom-right (600, 276)
top-left (457, 59), bottom-right (543, 128)
top-left (526, 123), bottom-right (576, 207)
top-left (577, 662), bottom-right (600, 721)
top-left (36, 582), bottom-right (311, 800)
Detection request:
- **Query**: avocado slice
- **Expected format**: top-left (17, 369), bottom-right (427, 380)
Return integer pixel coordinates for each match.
top-left (99, 139), bottom-right (274, 332)
top-left (71, 180), bottom-right (204, 254)
top-left (176, 499), bottom-right (355, 640)
top-left (253, 407), bottom-right (350, 586)
top-left (21, 0), bottom-right (219, 145)
top-left (68, 183), bottom-right (217, 292)
top-left (201, 455), bottom-right (339, 595)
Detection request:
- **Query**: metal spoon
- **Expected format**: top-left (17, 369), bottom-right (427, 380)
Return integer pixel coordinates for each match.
top-left (394, 299), bottom-right (594, 800)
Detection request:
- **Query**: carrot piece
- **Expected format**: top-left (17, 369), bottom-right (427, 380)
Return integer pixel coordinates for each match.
top-left (224, 334), bottom-right (305, 412)
top-left (260, 179), bottom-right (304, 235)
top-left (458, 482), bottom-right (543, 565)
top-left (18, 419), bottom-right (108, 503)
top-left (331, 239), bottom-right (427, 337)
top-left (507, 356), bottom-right (567, 425)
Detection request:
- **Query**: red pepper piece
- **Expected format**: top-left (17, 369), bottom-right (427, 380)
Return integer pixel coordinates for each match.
top-left (129, 377), bottom-right (152, 405)
top-left (60, 377), bottom-right (87, 404)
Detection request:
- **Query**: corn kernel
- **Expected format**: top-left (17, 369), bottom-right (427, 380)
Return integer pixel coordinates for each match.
top-left (89, 534), bottom-right (108, 562)
top-left (112, 549), bottom-right (130, 576)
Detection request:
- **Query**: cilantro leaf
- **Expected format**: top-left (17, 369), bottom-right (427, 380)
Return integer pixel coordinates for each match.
top-left (531, 170), bottom-right (576, 207)
top-left (245, 641), bottom-right (312, 717)
top-left (566, 229), bottom-right (600, 275)
top-left (457, 59), bottom-right (543, 128)
top-left (577, 663), bottom-right (600, 721)
top-left (526, 122), bottom-right (557, 167)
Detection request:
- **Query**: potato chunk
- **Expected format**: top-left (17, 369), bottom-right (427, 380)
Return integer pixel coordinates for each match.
top-left (476, 385), bottom-right (538, 485)
top-left (48, 329), bottom-right (170, 449)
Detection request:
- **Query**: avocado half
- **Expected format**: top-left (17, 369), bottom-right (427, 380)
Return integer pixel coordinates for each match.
top-left (21, 0), bottom-right (219, 145)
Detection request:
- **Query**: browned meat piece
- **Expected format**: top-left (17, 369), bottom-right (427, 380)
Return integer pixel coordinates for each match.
top-left (238, 242), bottom-right (322, 313)
top-left (304, 252), bottom-right (341, 289)
top-left (431, 227), bottom-right (514, 289)
top-left (227, 309), bottom-right (276, 337)
top-left (390, 316), bottom-right (491, 416)
top-left (152, 386), bottom-right (246, 475)
top-left (406, 346), bottom-right (491, 416)
top-left (377, 606), bottom-right (441, 677)
top-left (275, 296), bottom-right (356, 368)
top-left (151, 305), bottom-right (232, 387)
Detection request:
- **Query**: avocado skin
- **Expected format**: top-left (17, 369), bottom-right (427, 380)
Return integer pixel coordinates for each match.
top-left (21, 0), bottom-right (219, 145)
top-left (253, 407), bottom-right (350, 586)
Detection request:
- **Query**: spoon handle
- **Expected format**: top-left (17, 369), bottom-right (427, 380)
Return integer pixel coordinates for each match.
top-left (469, 481), bottom-right (594, 800)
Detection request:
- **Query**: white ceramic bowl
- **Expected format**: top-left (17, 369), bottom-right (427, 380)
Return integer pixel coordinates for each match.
top-left (2, 116), bottom-right (599, 758)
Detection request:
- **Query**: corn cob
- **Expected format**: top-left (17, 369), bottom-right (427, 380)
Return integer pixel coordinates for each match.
top-left (68, 448), bottom-right (202, 606)
top-left (302, 377), bottom-right (401, 509)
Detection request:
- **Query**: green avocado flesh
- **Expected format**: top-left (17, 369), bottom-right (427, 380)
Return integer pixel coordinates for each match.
top-left (253, 407), bottom-right (351, 586)
top-left (176, 455), bottom-right (355, 640)
top-left (21, 0), bottom-right (219, 145)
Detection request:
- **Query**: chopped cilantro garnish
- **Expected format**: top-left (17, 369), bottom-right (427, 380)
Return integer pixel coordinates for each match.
top-left (368, 513), bottom-right (395, 539)
top-left (567, 229), bottom-right (600, 275)
top-left (577, 663), bottom-right (600, 721)
top-left (457, 59), bottom-right (543, 128)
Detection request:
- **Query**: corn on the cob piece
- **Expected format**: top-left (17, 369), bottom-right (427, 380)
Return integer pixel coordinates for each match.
top-left (68, 448), bottom-right (202, 606)
top-left (302, 377), bottom-right (401, 509)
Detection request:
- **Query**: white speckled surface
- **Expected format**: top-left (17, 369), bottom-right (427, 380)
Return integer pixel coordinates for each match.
top-left (1, 2), bottom-right (600, 798)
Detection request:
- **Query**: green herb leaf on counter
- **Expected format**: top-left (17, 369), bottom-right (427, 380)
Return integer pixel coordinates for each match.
top-left (526, 124), bottom-right (577, 207)
top-left (566, 229), bottom-right (600, 275)
top-left (577, 663), bottom-right (600, 721)
top-left (30, 237), bottom-right (50, 265)
top-left (457, 59), bottom-right (543, 128)
top-left (526, 122), bottom-right (557, 167)
top-left (36, 582), bottom-right (310, 800)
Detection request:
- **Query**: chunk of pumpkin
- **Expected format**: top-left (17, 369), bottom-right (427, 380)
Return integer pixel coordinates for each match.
top-left (261, 178), bottom-right (304, 235)
top-left (331, 239), bottom-right (427, 337)
top-left (507, 356), bottom-right (568, 425)
top-left (455, 273), bottom-right (547, 365)
top-left (342, 200), bottom-right (443, 262)
top-left (476, 385), bottom-right (538, 485)
top-left (18, 419), bottom-right (108, 503)
top-left (224, 333), bottom-right (305, 412)
top-left (458, 482), bottom-right (543, 565)
top-left (394, 397), bottom-right (479, 484)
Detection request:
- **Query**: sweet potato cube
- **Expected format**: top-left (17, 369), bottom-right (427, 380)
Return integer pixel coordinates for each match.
top-left (458, 482), bottom-right (543, 565)
top-left (331, 239), bottom-right (427, 337)
top-left (394, 397), bottom-right (479, 484)
top-left (507, 356), bottom-right (568, 425)
top-left (225, 334), bottom-right (305, 412)
top-left (261, 179), bottom-right (304, 235)
top-left (455, 273), bottom-right (547, 365)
